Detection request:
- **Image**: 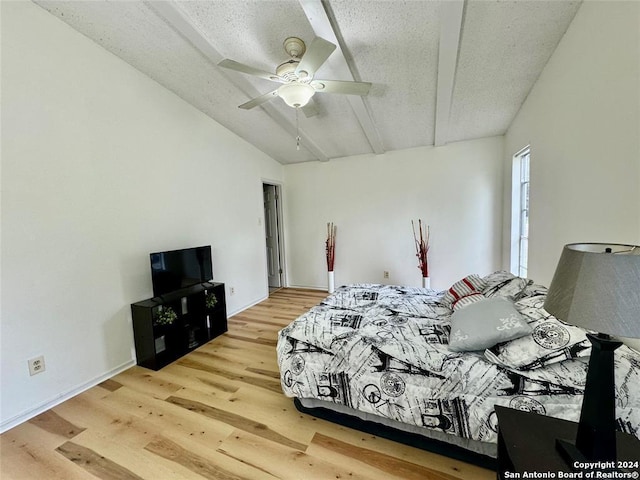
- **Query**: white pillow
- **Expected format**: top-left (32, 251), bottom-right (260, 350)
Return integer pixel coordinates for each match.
top-left (484, 309), bottom-right (590, 370)
top-left (482, 271), bottom-right (531, 300)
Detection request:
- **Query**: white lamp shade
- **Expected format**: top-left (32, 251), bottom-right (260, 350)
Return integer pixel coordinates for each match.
top-left (278, 82), bottom-right (315, 108)
top-left (543, 243), bottom-right (640, 338)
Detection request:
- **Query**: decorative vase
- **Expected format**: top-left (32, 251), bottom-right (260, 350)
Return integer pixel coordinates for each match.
top-left (422, 276), bottom-right (430, 289)
top-left (328, 271), bottom-right (335, 293)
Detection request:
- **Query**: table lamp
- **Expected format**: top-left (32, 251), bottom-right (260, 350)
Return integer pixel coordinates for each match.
top-left (543, 243), bottom-right (640, 464)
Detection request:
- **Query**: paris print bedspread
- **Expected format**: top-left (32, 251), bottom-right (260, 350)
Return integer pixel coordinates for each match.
top-left (276, 281), bottom-right (640, 444)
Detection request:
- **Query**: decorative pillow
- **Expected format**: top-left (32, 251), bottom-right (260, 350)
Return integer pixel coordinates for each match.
top-left (442, 274), bottom-right (487, 309)
top-left (482, 270), bottom-right (517, 287)
top-left (514, 295), bottom-right (548, 322)
top-left (484, 315), bottom-right (591, 370)
top-left (482, 271), bottom-right (531, 300)
top-left (448, 298), bottom-right (532, 352)
top-left (520, 282), bottom-right (548, 299)
top-left (451, 292), bottom-right (485, 311)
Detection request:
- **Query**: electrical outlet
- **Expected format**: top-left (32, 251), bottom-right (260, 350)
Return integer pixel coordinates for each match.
top-left (28, 355), bottom-right (46, 376)
top-left (230, 286), bottom-right (235, 295)
top-left (383, 271), bottom-right (390, 279)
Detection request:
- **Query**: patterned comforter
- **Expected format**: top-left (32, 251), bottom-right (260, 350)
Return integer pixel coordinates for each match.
top-left (276, 275), bottom-right (640, 444)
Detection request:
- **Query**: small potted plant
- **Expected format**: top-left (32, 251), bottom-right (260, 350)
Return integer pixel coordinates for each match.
top-left (154, 305), bottom-right (178, 326)
top-left (205, 292), bottom-right (218, 309)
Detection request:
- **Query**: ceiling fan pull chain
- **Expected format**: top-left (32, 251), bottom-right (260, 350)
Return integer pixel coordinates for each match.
top-left (296, 107), bottom-right (301, 151)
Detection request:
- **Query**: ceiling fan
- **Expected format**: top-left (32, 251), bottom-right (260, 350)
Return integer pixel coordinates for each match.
top-left (218, 36), bottom-right (371, 114)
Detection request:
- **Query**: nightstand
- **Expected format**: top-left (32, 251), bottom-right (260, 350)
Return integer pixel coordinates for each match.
top-left (495, 405), bottom-right (640, 479)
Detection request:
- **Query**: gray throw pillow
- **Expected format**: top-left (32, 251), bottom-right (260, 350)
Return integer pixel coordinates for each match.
top-left (448, 298), bottom-right (532, 352)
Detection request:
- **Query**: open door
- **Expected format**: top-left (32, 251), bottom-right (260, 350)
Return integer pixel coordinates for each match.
top-left (263, 183), bottom-right (284, 291)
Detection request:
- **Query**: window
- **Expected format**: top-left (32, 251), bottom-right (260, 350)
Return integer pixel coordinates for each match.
top-left (511, 147), bottom-right (530, 277)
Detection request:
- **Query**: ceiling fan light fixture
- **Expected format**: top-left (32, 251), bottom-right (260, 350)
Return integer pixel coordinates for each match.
top-left (278, 82), bottom-right (315, 108)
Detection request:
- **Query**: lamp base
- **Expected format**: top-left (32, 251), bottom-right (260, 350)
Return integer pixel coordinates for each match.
top-left (556, 333), bottom-right (622, 466)
top-left (556, 438), bottom-right (589, 470)
top-left (556, 434), bottom-right (640, 473)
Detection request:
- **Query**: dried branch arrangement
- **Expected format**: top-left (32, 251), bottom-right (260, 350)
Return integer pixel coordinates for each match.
top-left (326, 222), bottom-right (336, 272)
top-left (412, 219), bottom-right (430, 278)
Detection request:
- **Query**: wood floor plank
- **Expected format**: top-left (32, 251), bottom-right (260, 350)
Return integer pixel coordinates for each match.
top-left (195, 339), bottom-right (281, 376)
top-left (142, 427), bottom-right (281, 480)
top-left (0, 288), bottom-right (494, 480)
top-left (230, 316), bottom-right (290, 328)
top-left (0, 423), bottom-right (95, 480)
top-left (199, 339), bottom-right (278, 362)
top-left (161, 363), bottom-right (239, 395)
top-left (144, 436), bottom-right (262, 480)
top-left (176, 355), bottom-right (283, 394)
top-left (168, 385), bottom-right (322, 449)
top-left (244, 367), bottom-right (280, 379)
top-left (218, 429), bottom-right (374, 480)
top-left (189, 345), bottom-right (266, 370)
top-left (166, 395), bottom-right (306, 451)
top-left (141, 355), bottom-right (238, 391)
top-left (101, 385), bottom-right (236, 447)
top-left (99, 378), bottom-right (124, 392)
top-left (56, 429), bottom-right (206, 480)
top-left (307, 432), bottom-right (461, 480)
top-left (53, 394), bottom-right (168, 451)
top-left (28, 410), bottom-right (86, 440)
top-left (56, 441), bottom-right (146, 480)
top-left (113, 366), bottom-right (183, 399)
top-left (52, 388), bottom-right (142, 431)
top-left (222, 334), bottom-right (277, 347)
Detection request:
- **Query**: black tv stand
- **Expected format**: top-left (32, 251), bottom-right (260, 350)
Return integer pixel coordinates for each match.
top-left (131, 282), bottom-right (227, 370)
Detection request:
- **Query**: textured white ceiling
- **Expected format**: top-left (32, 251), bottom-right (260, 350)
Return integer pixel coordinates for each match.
top-left (33, 0), bottom-right (582, 164)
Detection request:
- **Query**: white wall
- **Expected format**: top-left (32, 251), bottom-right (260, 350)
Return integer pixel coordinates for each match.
top-left (1, 1), bottom-right (283, 431)
top-left (503, 1), bottom-right (640, 350)
top-left (504, 0), bottom-right (640, 285)
top-left (284, 137), bottom-right (505, 291)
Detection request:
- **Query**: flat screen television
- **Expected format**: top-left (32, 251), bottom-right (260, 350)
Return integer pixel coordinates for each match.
top-left (150, 245), bottom-right (213, 297)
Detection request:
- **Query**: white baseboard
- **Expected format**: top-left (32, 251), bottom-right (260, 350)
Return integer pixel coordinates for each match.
top-left (0, 359), bottom-right (136, 434)
top-left (285, 284), bottom-right (329, 291)
top-left (226, 294), bottom-right (268, 318)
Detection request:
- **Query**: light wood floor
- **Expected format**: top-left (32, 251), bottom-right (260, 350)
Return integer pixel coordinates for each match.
top-left (1, 288), bottom-right (494, 480)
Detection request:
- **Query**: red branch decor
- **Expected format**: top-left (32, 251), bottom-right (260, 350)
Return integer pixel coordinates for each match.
top-left (412, 219), bottom-right (430, 277)
top-left (326, 222), bottom-right (336, 272)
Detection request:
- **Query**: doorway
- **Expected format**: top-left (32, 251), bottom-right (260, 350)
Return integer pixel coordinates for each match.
top-left (263, 182), bottom-right (284, 293)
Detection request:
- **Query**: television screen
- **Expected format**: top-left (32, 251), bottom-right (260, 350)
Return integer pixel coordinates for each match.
top-left (150, 246), bottom-right (212, 297)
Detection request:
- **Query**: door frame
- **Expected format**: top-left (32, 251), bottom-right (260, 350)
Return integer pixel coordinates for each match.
top-left (262, 180), bottom-right (286, 292)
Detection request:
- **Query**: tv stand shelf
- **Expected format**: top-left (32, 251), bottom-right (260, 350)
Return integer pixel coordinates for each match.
top-left (131, 282), bottom-right (227, 370)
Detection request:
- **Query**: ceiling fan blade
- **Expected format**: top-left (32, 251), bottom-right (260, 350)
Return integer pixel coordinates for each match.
top-left (295, 37), bottom-right (336, 79)
top-left (301, 98), bottom-right (320, 118)
top-left (311, 79), bottom-right (371, 96)
top-left (218, 59), bottom-right (285, 83)
top-left (238, 90), bottom-right (279, 110)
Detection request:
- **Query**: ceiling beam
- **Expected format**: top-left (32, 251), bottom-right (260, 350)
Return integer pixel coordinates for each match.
top-left (434, 0), bottom-right (465, 147)
top-left (298, 0), bottom-right (385, 155)
top-left (146, 0), bottom-right (329, 162)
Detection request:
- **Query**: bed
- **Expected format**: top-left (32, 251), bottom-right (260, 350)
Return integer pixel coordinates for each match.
top-left (276, 271), bottom-right (640, 468)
